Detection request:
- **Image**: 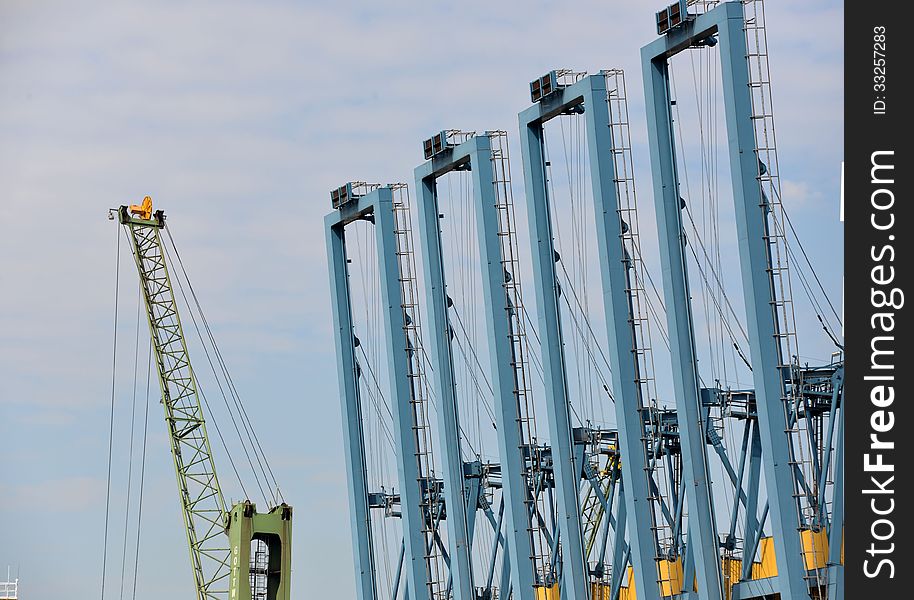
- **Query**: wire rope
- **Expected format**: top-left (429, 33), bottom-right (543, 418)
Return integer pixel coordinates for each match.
top-left (100, 223), bottom-right (121, 600)
top-left (163, 236), bottom-right (271, 505)
top-left (117, 288), bottom-right (142, 600)
top-left (355, 345), bottom-right (398, 451)
top-left (164, 228), bottom-right (280, 503)
top-left (130, 340), bottom-right (153, 600)
top-left (770, 189), bottom-right (844, 342)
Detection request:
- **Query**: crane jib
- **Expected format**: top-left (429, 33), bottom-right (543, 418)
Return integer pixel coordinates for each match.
top-left (116, 203), bottom-right (293, 600)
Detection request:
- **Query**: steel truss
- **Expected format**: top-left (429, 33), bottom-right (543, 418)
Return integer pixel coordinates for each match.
top-left (120, 208), bottom-right (231, 600)
top-left (120, 206), bottom-right (294, 600)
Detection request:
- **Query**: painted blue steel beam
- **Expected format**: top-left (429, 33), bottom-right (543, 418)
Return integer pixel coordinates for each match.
top-left (817, 368), bottom-right (844, 526)
top-left (827, 382), bottom-right (844, 600)
top-left (740, 422), bottom-right (763, 579)
top-left (326, 201), bottom-right (380, 600)
top-left (518, 74), bottom-right (660, 600)
top-left (828, 408), bottom-right (844, 563)
top-left (517, 81), bottom-right (592, 600)
top-left (730, 576), bottom-right (778, 600)
top-left (641, 3), bottom-right (808, 598)
top-left (373, 187), bottom-right (437, 600)
top-left (640, 19), bottom-right (726, 595)
top-left (327, 188), bottom-right (431, 600)
top-left (415, 133), bottom-right (536, 597)
top-left (442, 465), bottom-right (485, 597)
top-left (609, 481), bottom-right (629, 600)
top-left (413, 170), bottom-right (477, 600)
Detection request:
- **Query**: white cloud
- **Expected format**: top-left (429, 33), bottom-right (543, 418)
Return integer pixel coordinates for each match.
top-left (781, 179), bottom-right (825, 211)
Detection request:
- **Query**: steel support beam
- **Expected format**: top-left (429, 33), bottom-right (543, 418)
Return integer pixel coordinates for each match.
top-left (326, 203), bottom-right (379, 600)
top-left (414, 167), bottom-right (477, 600)
top-left (716, 5), bottom-right (808, 596)
top-left (827, 394), bottom-right (844, 600)
top-left (518, 74), bottom-right (657, 600)
top-left (609, 488), bottom-right (629, 600)
top-left (743, 423), bottom-right (764, 576)
top-left (817, 369), bottom-right (844, 526)
top-left (641, 25), bottom-right (725, 600)
top-left (730, 576), bottom-right (778, 600)
top-left (373, 188), bottom-right (437, 600)
top-left (641, 3), bottom-right (808, 597)
top-left (415, 134), bottom-right (535, 596)
top-left (517, 77), bottom-right (600, 600)
top-left (328, 188), bottom-right (434, 600)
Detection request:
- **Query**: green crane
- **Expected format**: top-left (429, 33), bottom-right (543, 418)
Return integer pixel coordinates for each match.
top-left (115, 198), bottom-right (293, 600)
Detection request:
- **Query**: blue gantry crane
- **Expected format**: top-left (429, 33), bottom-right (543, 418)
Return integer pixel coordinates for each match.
top-left (325, 2), bottom-right (844, 599)
top-left (326, 183), bottom-right (450, 600)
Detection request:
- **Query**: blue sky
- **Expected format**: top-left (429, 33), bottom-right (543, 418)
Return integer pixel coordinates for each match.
top-left (0, 1), bottom-right (842, 598)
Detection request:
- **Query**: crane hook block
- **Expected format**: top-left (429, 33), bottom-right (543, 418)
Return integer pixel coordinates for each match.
top-left (129, 196), bottom-right (153, 220)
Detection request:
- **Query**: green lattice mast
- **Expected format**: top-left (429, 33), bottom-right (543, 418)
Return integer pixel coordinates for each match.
top-left (115, 198), bottom-right (292, 600)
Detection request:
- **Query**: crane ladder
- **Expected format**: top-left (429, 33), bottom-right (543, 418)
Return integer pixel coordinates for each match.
top-left (490, 130), bottom-right (553, 584)
top-left (391, 184), bottom-right (449, 599)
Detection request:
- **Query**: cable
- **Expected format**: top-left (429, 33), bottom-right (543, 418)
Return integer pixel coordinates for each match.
top-left (768, 190), bottom-right (843, 341)
top-left (164, 227), bottom-right (280, 491)
top-left (408, 326), bottom-right (482, 459)
top-left (681, 206), bottom-right (752, 349)
top-left (691, 46), bottom-right (720, 382)
top-left (778, 202), bottom-right (842, 327)
top-left (670, 68), bottom-right (751, 350)
top-left (196, 311), bottom-right (284, 499)
top-left (556, 261), bottom-right (615, 394)
top-left (163, 228), bottom-right (275, 505)
top-left (130, 340), bottom-right (152, 600)
top-left (154, 229), bottom-right (254, 502)
top-left (101, 225), bottom-right (121, 600)
top-left (165, 246), bottom-right (270, 504)
top-left (196, 387), bottom-right (252, 501)
top-left (450, 304), bottom-right (493, 399)
top-left (544, 125), bottom-right (597, 426)
top-left (355, 345), bottom-right (398, 451)
top-left (782, 237), bottom-right (843, 348)
top-left (117, 287), bottom-right (142, 600)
